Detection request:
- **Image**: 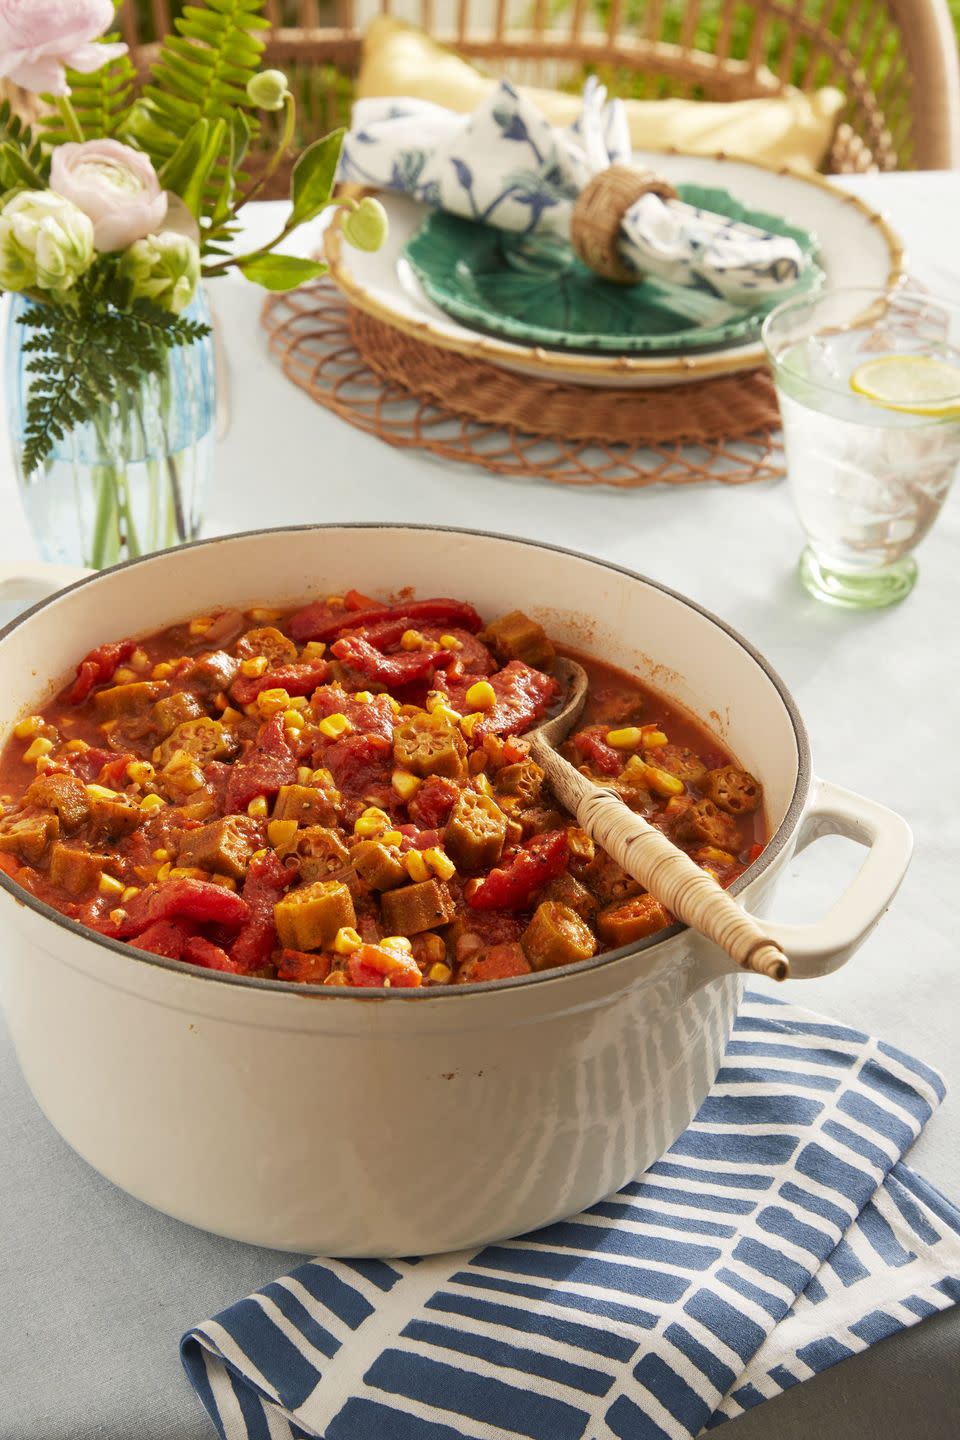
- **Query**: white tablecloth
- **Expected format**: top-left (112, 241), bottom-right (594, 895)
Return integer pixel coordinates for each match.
top-left (1, 172), bottom-right (958, 1439)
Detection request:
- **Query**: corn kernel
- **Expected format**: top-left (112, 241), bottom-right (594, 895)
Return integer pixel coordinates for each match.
top-left (380, 829), bottom-right (403, 847)
top-left (169, 866), bottom-right (208, 880)
top-left (98, 873), bottom-right (124, 896)
top-left (392, 769), bottom-right (421, 802)
top-left (297, 765), bottom-right (312, 784)
top-left (387, 697), bottom-right (401, 715)
top-left (425, 692), bottom-right (461, 723)
top-left (459, 712), bottom-right (484, 738)
top-left (701, 867), bottom-right (720, 881)
top-left (156, 862), bottom-right (172, 881)
top-left (423, 847), bottom-right (456, 881)
top-left (126, 760), bottom-right (155, 785)
top-left (14, 715), bottom-right (44, 739)
top-left (311, 767), bottom-right (334, 787)
top-left (85, 783), bottom-right (118, 801)
top-left (240, 655), bottom-right (269, 678)
top-left (352, 691), bottom-right (374, 704)
top-left (428, 962), bottom-right (453, 984)
top-left (121, 885), bottom-right (141, 903)
top-left (283, 708), bottom-right (305, 730)
top-left (324, 596), bottom-right (345, 610)
top-left (324, 970), bottom-right (349, 986)
top-left (152, 848), bottom-right (170, 862)
top-left (221, 706), bottom-right (245, 725)
top-left (354, 806), bottom-right (390, 838)
top-left (210, 873), bottom-right (237, 890)
top-left (606, 726), bottom-right (645, 750)
top-left (474, 772), bottom-right (495, 800)
top-left (247, 796), bottom-right (269, 818)
top-left (566, 828), bottom-right (595, 862)
top-left (256, 687), bottom-right (291, 717)
top-left (403, 850), bottom-right (430, 882)
top-left (333, 926), bottom-right (363, 955)
top-left (113, 667), bottom-right (136, 684)
top-left (300, 641), bottom-right (326, 661)
top-left (267, 819), bottom-right (298, 850)
top-left (151, 661), bottom-right (175, 680)
top-left (140, 793), bottom-right (166, 813)
top-left (189, 617), bottom-right (213, 636)
top-left (401, 629), bottom-right (428, 650)
top-left (636, 761), bottom-right (684, 797)
top-left (438, 634), bottom-right (462, 650)
top-left (129, 648), bottom-right (150, 672)
top-left (248, 607), bottom-right (282, 622)
top-left (465, 680), bottom-right (497, 712)
top-left (22, 737), bottom-right (53, 762)
top-left (251, 848), bottom-right (268, 861)
top-left (108, 907), bottom-right (126, 927)
top-left (642, 729), bottom-right (669, 748)
top-left (317, 712), bottom-right (353, 739)
top-left (381, 934), bottom-right (413, 954)
top-left (99, 719), bottom-right (118, 733)
top-left (65, 738), bottom-right (90, 752)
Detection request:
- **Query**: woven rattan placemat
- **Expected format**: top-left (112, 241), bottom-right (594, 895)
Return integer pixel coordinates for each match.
top-left (262, 282), bottom-right (785, 489)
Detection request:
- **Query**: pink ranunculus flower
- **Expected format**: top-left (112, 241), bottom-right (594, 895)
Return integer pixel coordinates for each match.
top-left (0, 0), bottom-right (127, 96)
top-left (50, 139), bottom-right (168, 253)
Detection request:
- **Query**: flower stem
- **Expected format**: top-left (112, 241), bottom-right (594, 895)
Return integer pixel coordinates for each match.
top-left (229, 94), bottom-right (296, 215)
top-left (56, 97), bottom-right (85, 143)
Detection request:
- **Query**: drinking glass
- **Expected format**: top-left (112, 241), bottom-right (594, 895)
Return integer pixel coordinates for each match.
top-left (762, 287), bottom-right (960, 608)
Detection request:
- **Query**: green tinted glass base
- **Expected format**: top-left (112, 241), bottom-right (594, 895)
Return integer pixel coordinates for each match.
top-left (799, 547), bottom-right (918, 609)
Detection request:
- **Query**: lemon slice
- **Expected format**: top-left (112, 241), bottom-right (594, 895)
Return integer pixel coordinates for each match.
top-left (850, 354), bottom-right (960, 417)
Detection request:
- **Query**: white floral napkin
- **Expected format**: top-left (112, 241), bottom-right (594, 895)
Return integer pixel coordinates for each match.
top-left (339, 78), bottom-right (808, 306)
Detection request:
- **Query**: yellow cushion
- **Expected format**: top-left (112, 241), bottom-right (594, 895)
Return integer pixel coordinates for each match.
top-left (357, 17), bottom-right (844, 172)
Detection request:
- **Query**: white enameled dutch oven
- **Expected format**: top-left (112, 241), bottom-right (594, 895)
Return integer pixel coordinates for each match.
top-left (0, 526), bottom-right (912, 1257)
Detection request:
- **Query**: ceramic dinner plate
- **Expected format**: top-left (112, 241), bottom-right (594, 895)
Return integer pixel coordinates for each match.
top-left (403, 185), bottom-right (823, 356)
top-left (325, 154), bottom-right (904, 389)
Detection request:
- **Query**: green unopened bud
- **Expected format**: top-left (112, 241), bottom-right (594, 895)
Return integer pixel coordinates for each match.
top-left (246, 69), bottom-right (290, 112)
top-left (119, 230), bottom-right (201, 315)
top-left (341, 196), bottom-right (388, 254)
top-left (0, 190), bottom-right (94, 293)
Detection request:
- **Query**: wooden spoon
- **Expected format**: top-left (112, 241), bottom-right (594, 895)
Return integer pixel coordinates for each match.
top-left (528, 657), bottom-right (789, 981)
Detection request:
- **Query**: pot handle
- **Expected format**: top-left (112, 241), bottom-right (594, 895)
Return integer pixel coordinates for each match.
top-left (0, 562), bottom-right (93, 606)
top-left (760, 778), bottom-right (912, 978)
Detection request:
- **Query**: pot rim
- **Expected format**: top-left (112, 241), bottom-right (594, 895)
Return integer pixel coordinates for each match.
top-left (0, 522), bottom-right (811, 999)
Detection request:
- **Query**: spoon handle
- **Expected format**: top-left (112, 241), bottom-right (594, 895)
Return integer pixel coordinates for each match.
top-left (530, 737), bottom-right (788, 981)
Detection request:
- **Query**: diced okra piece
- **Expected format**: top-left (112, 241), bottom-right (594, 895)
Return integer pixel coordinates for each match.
top-left (152, 717), bottom-right (239, 767)
top-left (176, 815), bottom-right (261, 879)
top-left (186, 649), bottom-right (239, 693)
top-left (87, 793), bottom-right (144, 841)
top-left (236, 627), bottom-right (297, 667)
top-left (495, 760), bottom-right (544, 805)
top-left (521, 902), bottom-right (596, 971)
top-left (284, 826), bottom-right (352, 884)
top-left (93, 681), bottom-right (164, 718)
top-left (652, 744), bottom-right (708, 785)
top-left (0, 812), bottom-right (59, 864)
top-left (702, 765), bottom-right (762, 815)
top-left (380, 878), bottom-right (455, 936)
top-left (672, 798), bottom-right (740, 850)
top-left (153, 691), bottom-right (204, 738)
top-left (274, 880), bottom-right (356, 951)
top-left (272, 783), bottom-right (339, 828)
top-left (596, 893), bottom-right (673, 945)
top-left (24, 772), bottom-right (90, 830)
top-left (542, 871), bottom-right (598, 920)
top-left (393, 714), bottom-right (466, 779)
top-left (351, 840), bottom-right (407, 891)
top-left (444, 791), bottom-right (507, 871)
top-left (481, 610), bottom-right (555, 667)
top-left (49, 842), bottom-right (115, 897)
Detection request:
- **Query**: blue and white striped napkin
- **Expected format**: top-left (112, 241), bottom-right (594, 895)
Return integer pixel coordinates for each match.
top-left (181, 993), bottom-right (960, 1440)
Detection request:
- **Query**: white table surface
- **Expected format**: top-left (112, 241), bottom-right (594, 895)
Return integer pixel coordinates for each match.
top-left (1, 172), bottom-right (959, 1438)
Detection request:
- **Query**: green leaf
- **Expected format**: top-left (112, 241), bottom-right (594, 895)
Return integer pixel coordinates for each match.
top-left (0, 142), bottom-right (45, 190)
top-left (237, 254), bottom-right (328, 291)
top-left (290, 130), bottom-right (344, 227)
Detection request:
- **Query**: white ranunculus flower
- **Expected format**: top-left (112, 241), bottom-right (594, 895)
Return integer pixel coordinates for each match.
top-left (119, 230), bottom-right (201, 315)
top-left (0, 190), bottom-right (95, 293)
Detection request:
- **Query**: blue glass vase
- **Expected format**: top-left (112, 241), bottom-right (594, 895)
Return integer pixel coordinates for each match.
top-left (5, 289), bottom-right (216, 569)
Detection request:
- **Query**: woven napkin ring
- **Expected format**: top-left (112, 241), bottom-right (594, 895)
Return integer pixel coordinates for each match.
top-left (571, 165), bottom-right (679, 285)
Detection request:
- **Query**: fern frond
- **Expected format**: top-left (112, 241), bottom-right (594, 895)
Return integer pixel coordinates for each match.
top-left (18, 287), bottom-right (210, 474)
top-left (0, 100), bottom-right (48, 187)
top-left (126, 0), bottom-right (267, 222)
top-left (40, 40), bottom-right (138, 146)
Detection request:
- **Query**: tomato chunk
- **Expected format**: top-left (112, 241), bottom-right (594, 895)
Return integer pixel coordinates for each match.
top-left (277, 948), bottom-right (333, 983)
top-left (112, 878), bottom-right (249, 938)
top-left (347, 942), bottom-right (422, 988)
top-left (572, 726), bottom-right (622, 776)
top-left (230, 850), bottom-right (291, 973)
top-left (231, 661), bottom-right (329, 707)
top-left (183, 935), bottom-right (241, 973)
top-left (289, 597), bottom-right (483, 643)
top-left (444, 661), bottom-right (559, 741)
top-left (224, 714), bottom-right (299, 813)
top-left (131, 918), bottom-right (197, 959)
top-left (66, 639), bottom-right (137, 705)
top-left (468, 830), bottom-right (569, 911)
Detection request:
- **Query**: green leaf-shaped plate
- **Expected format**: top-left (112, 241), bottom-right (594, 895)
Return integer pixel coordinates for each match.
top-left (403, 184), bottom-right (822, 355)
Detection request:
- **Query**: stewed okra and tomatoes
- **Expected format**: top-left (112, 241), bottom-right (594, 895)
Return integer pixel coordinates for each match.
top-left (0, 591), bottom-right (766, 987)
